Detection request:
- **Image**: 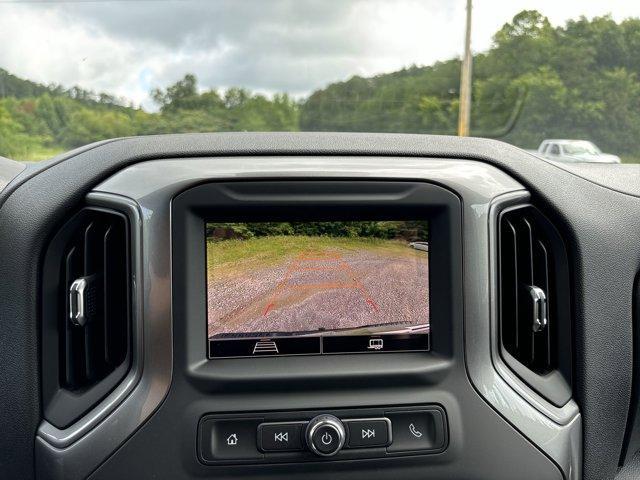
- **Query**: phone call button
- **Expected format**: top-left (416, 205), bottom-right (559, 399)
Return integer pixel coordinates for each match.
top-left (386, 409), bottom-right (447, 453)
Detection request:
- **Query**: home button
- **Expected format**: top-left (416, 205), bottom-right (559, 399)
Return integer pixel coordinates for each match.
top-left (199, 417), bottom-right (264, 462)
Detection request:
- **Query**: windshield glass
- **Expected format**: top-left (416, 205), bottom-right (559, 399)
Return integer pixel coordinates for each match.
top-left (562, 142), bottom-right (600, 155)
top-left (0, 0), bottom-right (638, 164)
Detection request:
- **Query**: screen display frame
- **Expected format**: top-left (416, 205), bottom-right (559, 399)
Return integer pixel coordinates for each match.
top-left (171, 179), bottom-right (460, 384)
top-left (205, 220), bottom-right (432, 358)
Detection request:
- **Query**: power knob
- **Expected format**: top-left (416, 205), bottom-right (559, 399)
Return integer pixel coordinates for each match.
top-left (305, 414), bottom-right (346, 457)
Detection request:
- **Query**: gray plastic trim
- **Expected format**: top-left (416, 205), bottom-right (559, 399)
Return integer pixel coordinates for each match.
top-left (486, 193), bottom-right (581, 475)
top-left (36, 156), bottom-right (580, 479)
top-left (35, 192), bottom-right (173, 479)
top-left (488, 197), bottom-right (575, 420)
top-left (93, 156), bottom-right (523, 200)
top-left (37, 194), bottom-right (145, 446)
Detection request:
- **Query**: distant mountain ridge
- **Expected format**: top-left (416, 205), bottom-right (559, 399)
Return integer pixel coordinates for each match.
top-left (300, 60), bottom-right (461, 134)
top-left (2, 10), bottom-right (640, 162)
top-left (0, 68), bottom-right (52, 98)
top-left (0, 69), bottom-right (298, 160)
top-left (0, 67), bottom-right (129, 107)
top-left (300, 10), bottom-right (640, 159)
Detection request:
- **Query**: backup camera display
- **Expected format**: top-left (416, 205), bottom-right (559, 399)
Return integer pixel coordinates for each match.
top-left (206, 221), bottom-right (430, 358)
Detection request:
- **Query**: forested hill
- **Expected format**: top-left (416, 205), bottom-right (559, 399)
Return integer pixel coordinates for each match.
top-left (0, 73), bottom-right (299, 160)
top-left (0, 69), bottom-right (52, 99)
top-left (2, 10), bottom-right (640, 161)
top-left (0, 68), bottom-right (133, 107)
top-left (301, 60), bottom-right (461, 134)
top-left (301, 10), bottom-right (640, 158)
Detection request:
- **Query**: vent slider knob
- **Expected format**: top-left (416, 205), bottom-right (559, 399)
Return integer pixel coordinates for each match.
top-left (527, 285), bottom-right (548, 333)
top-left (69, 274), bottom-right (102, 327)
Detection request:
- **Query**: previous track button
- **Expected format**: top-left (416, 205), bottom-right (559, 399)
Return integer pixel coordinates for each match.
top-left (258, 422), bottom-right (304, 452)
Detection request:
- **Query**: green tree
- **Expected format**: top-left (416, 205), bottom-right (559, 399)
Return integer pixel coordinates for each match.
top-left (58, 109), bottom-right (135, 148)
top-left (152, 74), bottom-right (201, 112)
top-left (0, 103), bottom-right (42, 158)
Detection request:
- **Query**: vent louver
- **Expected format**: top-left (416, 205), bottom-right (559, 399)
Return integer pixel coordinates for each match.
top-left (498, 205), bottom-right (572, 406)
top-left (62, 210), bottom-right (129, 389)
top-left (42, 207), bottom-right (132, 428)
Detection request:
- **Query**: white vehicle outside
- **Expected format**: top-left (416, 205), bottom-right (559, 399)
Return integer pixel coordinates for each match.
top-left (531, 139), bottom-right (621, 163)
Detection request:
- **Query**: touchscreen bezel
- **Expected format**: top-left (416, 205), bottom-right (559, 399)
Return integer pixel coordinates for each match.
top-left (171, 179), bottom-right (460, 383)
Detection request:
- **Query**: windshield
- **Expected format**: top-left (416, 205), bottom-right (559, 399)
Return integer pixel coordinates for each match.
top-left (562, 142), bottom-right (600, 156)
top-left (0, 1), bottom-right (639, 164)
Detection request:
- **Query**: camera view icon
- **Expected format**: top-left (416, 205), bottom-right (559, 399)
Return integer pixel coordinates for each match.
top-left (253, 340), bottom-right (278, 354)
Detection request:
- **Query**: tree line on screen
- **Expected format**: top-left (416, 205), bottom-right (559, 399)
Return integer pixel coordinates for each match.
top-left (1, 10), bottom-right (640, 161)
top-left (207, 221), bottom-right (429, 242)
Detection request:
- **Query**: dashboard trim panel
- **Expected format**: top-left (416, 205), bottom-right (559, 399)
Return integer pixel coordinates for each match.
top-left (34, 156), bottom-right (579, 480)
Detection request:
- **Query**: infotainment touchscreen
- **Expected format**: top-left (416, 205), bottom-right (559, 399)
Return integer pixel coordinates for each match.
top-left (206, 221), bottom-right (430, 358)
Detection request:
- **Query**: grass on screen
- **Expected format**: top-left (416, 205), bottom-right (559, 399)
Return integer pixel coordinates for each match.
top-left (206, 235), bottom-right (421, 281)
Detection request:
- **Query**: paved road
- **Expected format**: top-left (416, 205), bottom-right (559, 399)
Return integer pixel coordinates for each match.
top-left (207, 248), bottom-right (429, 337)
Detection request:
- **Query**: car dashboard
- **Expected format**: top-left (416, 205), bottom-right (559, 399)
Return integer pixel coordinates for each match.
top-left (1, 133), bottom-right (639, 480)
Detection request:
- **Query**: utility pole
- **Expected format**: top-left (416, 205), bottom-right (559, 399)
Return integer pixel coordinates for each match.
top-left (457, 0), bottom-right (473, 136)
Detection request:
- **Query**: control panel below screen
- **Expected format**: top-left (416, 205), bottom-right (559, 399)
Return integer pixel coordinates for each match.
top-left (198, 406), bottom-right (447, 465)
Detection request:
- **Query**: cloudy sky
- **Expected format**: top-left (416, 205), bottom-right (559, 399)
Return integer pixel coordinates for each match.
top-left (0, 0), bottom-right (639, 110)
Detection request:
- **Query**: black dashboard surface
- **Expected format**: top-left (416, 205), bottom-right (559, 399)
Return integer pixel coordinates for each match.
top-left (1, 132), bottom-right (640, 479)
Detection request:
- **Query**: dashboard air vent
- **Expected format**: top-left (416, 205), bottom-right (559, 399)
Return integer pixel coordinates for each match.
top-left (42, 207), bottom-right (132, 428)
top-left (498, 205), bottom-right (571, 406)
top-left (62, 210), bottom-right (129, 389)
